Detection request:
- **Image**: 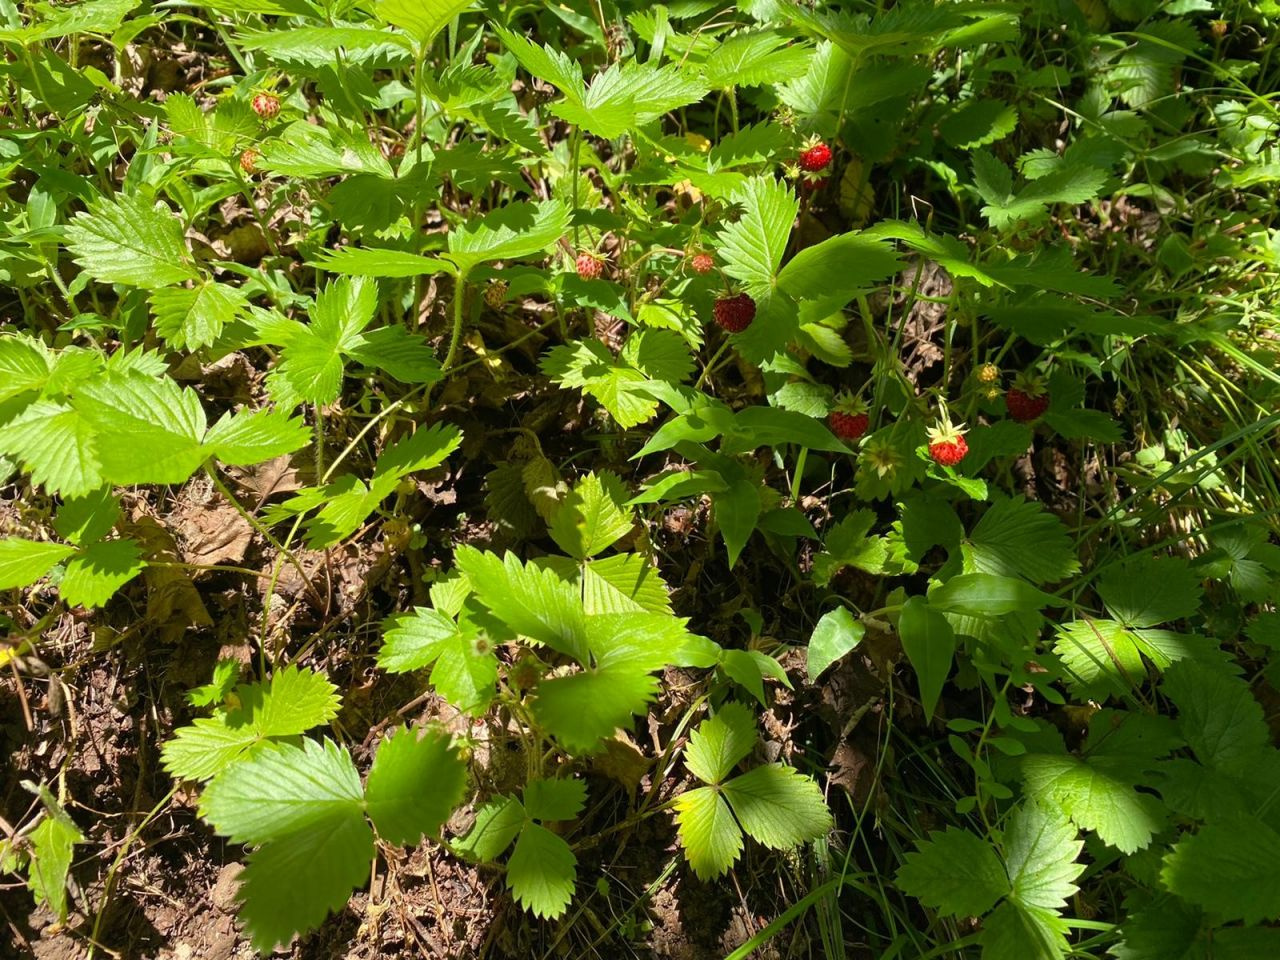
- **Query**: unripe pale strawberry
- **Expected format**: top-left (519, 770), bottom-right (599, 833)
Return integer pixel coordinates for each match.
top-left (251, 92), bottom-right (280, 120)
top-left (689, 252), bottom-right (715, 275)
top-left (575, 251), bottom-right (603, 280)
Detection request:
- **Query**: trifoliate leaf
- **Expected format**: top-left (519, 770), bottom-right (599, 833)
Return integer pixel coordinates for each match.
top-left (522, 778), bottom-right (587, 822)
top-left (721, 764), bottom-right (832, 850)
top-left (506, 822), bottom-right (576, 919)
top-left (454, 797), bottom-right (524, 861)
top-left (162, 666), bottom-right (340, 781)
top-left (684, 702), bottom-right (757, 785)
top-left (364, 726), bottom-right (467, 845)
top-left (59, 538), bottom-right (144, 608)
top-left (454, 547), bottom-right (588, 661)
top-left (1162, 816), bottom-right (1280, 923)
top-left (204, 408), bottom-right (310, 466)
top-left (548, 472), bottom-right (634, 559)
top-left (963, 496), bottom-right (1080, 585)
top-left (674, 785), bottom-right (743, 879)
top-left (531, 666), bottom-right (658, 755)
top-left (717, 176), bottom-right (798, 297)
top-left (806, 607), bottom-right (866, 681)
top-left (1097, 556), bottom-right (1202, 628)
top-left (896, 827), bottom-right (1010, 917)
top-left (541, 339), bottom-right (669, 428)
top-left (0, 538), bottom-right (75, 590)
top-left (64, 193), bottom-right (198, 288)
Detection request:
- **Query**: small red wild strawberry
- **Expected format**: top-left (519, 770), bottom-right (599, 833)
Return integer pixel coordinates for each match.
top-left (798, 136), bottom-right (833, 172)
top-left (575, 251), bottom-right (604, 280)
top-left (828, 392), bottom-right (869, 442)
top-left (927, 419), bottom-right (969, 467)
top-left (251, 92), bottom-right (280, 120)
top-left (239, 148), bottom-right (259, 174)
top-left (689, 252), bottom-right (715, 275)
top-left (1005, 372), bottom-right (1050, 422)
top-left (713, 292), bottom-right (756, 333)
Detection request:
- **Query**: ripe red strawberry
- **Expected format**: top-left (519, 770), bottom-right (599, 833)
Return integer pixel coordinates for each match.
top-left (1005, 372), bottom-right (1049, 422)
top-left (828, 393), bottom-right (869, 442)
top-left (575, 251), bottom-right (603, 280)
top-left (713, 292), bottom-right (755, 333)
top-left (251, 92), bottom-right (280, 120)
top-left (927, 420), bottom-right (968, 467)
top-left (239, 148), bottom-right (259, 174)
top-left (798, 138), bottom-right (833, 172)
top-left (689, 252), bottom-right (715, 275)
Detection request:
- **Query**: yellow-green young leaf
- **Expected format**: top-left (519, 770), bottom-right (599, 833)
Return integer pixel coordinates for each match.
top-left (161, 666), bottom-right (340, 781)
top-left (548, 472), bottom-right (634, 559)
top-left (376, 0), bottom-right (474, 48)
top-left (64, 193), bottom-right (198, 288)
top-left (59, 538), bottom-right (145, 608)
top-left (674, 785), bottom-right (743, 879)
top-left (0, 335), bottom-right (53, 401)
top-left (0, 539), bottom-right (75, 590)
top-left (364, 726), bottom-right (467, 846)
top-left (506, 822), bottom-right (576, 919)
top-left (684, 702), bottom-right (757, 785)
top-left (720, 764), bottom-right (832, 849)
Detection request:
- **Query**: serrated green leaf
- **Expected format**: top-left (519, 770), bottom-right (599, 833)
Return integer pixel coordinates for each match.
top-left (1097, 555), bottom-right (1202, 628)
top-left (701, 31), bottom-right (812, 88)
top-left (721, 764), bottom-right (832, 850)
top-left (454, 797), bottom-right (524, 861)
top-left (74, 372), bottom-right (208, 485)
top-left (548, 472), bottom-right (634, 559)
top-left (26, 802), bottom-right (84, 922)
top-left (964, 496), bottom-right (1080, 585)
top-left (1003, 799), bottom-right (1083, 912)
top-left (454, 547), bottom-right (588, 660)
top-left (718, 176), bottom-right (798, 296)
top-left (896, 826), bottom-right (1009, 917)
top-left (378, 608), bottom-right (496, 715)
top-left (376, 0), bottom-right (473, 47)
top-left (507, 822), bottom-right (576, 919)
top-left (309, 246), bottom-right (454, 278)
top-left (447, 200), bottom-right (570, 274)
top-left (204, 408), bottom-right (309, 466)
top-left (776, 233), bottom-right (904, 302)
top-left (531, 666), bottom-right (658, 754)
top-left (0, 400), bottom-right (104, 496)
top-left (53, 488), bottom-right (119, 546)
top-left (150, 281), bottom-right (248, 350)
top-left (580, 554), bottom-right (673, 614)
top-left (674, 785), bottom-right (743, 879)
top-left (929, 573), bottom-right (1058, 617)
top-left (0, 538), bottom-right (75, 590)
top-left (685, 702), bottom-right (757, 785)
top-left (1162, 661), bottom-right (1268, 773)
top-left (59, 538), bottom-right (144, 608)
top-left (523, 778), bottom-right (587, 822)
top-left (0, 335), bottom-right (53, 402)
top-left (365, 726), bottom-right (467, 845)
top-left (981, 901), bottom-right (1069, 960)
top-left (64, 193), bottom-right (198, 288)
top-left (162, 666), bottom-right (340, 781)
top-left (1020, 754), bottom-right (1165, 854)
top-left (1162, 816), bottom-right (1280, 923)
